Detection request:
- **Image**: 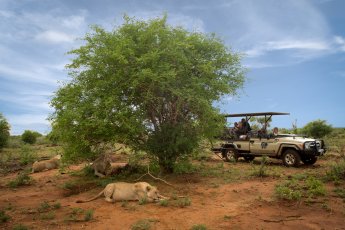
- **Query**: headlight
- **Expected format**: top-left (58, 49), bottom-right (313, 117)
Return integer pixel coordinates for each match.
top-left (304, 142), bottom-right (315, 149)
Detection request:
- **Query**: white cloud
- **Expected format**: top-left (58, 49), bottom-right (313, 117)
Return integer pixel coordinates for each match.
top-left (334, 36), bottom-right (345, 51)
top-left (245, 40), bottom-right (330, 57)
top-left (36, 30), bottom-right (75, 43)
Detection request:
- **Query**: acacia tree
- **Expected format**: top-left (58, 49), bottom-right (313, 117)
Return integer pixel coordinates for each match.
top-left (0, 113), bottom-right (10, 150)
top-left (50, 16), bottom-right (245, 172)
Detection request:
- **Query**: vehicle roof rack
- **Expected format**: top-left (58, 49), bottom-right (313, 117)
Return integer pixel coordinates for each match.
top-left (224, 112), bottom-right (290, 118)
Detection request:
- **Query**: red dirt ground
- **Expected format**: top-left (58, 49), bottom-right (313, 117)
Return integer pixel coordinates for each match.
top-left (0, 159), bottom-right (344, 230)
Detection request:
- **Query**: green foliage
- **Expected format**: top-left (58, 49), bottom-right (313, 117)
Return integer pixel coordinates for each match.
top-left (305, 177), bottom-right (326, 197)
top-left (0, 210), bottom-right (10, 223)
top-left (131, 219), bottom-right (152, 230)
top-left (131, 219), bottom-right (158, 230)
top-left (21, 130), bottom-right (40, 144)
top-left (159, 199), bottom-right (169, 207)
top-left (325, 160), bottom-right (345, 183)
top-left (0, 113), bottom-right (10, 150)
top-left (84, 209), bottom-right (94, 221)
top-left (190, 224), bottom-right (208, 230)
top-left (333, 187), bottom-right (345, 198)
top-left (19, 145), bottom-right (37, 165)
top-left (49, 15), bottom-right (245, 172)
top-left (275, 179), bottom-right (303, 201)
top-left (40, 211), bottom-right (55, 220)
top-left (301, 120), bottom-right (332, 138)
top-left (12, 224), bottom-right (29, 230)
top-left (250, 156), bottom-right (268, 178)
top-left (275, 176), bottom-right (326, 200)
top-left (7, 170), bottom-right (33, 188)
top-left (173, 157), bottom-right (197, 174)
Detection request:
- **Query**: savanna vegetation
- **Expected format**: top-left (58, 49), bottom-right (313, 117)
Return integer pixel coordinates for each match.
top-left (0, 15), bottom-right (344, 230)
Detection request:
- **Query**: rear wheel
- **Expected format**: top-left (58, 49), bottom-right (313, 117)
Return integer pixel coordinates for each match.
top-left (302, 156), bottom-right (317, 165)
top-left (223, 148), bottom-right (239, 162)
top-left (282, 149), bottom-right (301, 167)
top-left (243, 156), bottom-right (255, 162)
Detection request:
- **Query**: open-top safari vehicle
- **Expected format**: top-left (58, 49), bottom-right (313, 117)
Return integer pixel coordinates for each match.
top-left (211, 112), bottom-right (326, 167)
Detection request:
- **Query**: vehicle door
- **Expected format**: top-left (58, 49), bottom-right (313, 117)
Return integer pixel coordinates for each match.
top-left (249, 137), bottom-right (279, 156)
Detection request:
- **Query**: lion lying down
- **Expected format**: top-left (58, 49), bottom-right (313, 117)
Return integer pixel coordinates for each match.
top-left (32, 155), bottom-right (61, 173)
top-left (76, 182), bottom-right (168, 203)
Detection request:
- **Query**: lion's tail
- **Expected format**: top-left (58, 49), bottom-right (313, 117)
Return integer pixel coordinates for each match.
top-left (76, 189), bottom-right (104, 203)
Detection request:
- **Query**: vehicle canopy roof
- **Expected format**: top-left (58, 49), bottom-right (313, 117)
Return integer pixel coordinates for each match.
top-left (224, 112), bottom-right (290, 125)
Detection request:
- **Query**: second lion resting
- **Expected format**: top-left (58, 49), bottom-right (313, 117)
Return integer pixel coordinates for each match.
top-left (76, 182), bottom-right (167, 203)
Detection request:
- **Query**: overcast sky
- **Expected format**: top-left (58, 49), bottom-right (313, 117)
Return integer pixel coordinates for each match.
top-left (1, 0), bottom-right (344, 135)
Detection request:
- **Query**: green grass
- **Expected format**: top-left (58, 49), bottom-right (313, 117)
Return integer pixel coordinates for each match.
top-left (275, 179), bottom-right (303, 201)
top-left (190, 224), bottom-right (208, 230)
top-left (12, 224), bottom-right (29, 230)
top-left (275, 176), bottom-right (326, 201)
top-left (7, 170), bottom-right (33, 188)
top-left (0, 210), bottom-right (10, 223)
top-left (131, 219), bottom-right (159, 230)
top-left (40, 211), bottom-right (55, 220)
top-left (84, 209), bottom-right (94, 221)
top-left (250, 156), bottom-right (269, 178)
top-left (325, 160), bottom-right (345, 184)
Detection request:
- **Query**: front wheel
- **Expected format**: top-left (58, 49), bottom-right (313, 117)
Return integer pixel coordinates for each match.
top-left (302, 156), bottom-right (317, 165)
top-left (282, 149), bottom-right (301, 167)
top-left (222, 148), bottom-right (239, 162)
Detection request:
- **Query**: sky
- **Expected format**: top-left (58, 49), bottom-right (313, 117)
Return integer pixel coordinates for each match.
top-left (0, 0), bottom-right (344, 135)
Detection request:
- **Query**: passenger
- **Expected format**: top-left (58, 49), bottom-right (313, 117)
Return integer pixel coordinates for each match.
top-left (241, 118), bottom-right (252, 133)
top-left (271, 127), bottom-right (279, 137)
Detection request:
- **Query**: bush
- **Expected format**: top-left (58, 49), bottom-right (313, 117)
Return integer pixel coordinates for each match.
top-left (19, 145), bottom-right (37, 165)
top-left (0, 210), bottom-right (10, 223)
top-left (0, 113), bottom-right (10, 150)
top-left (21, 130), bottom-right (41, 144)
top-left (7, 170), bottom-right (33, 188)
top-left (325, 160), bottom-right (345, 183)
top-left (275, 179), bottom-right (302, 201)
top-left (190, 224), bottom-right (208, 230)
top-left (301, 120), bottom-right (332, 138)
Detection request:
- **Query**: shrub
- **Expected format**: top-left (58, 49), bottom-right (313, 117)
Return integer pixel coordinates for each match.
top-left (21, 130), bottom-right (40, 144)
top-left (275, 179), bottom-right (302, 201)
top-left (12, 224), bottom-right (29, 230)
top-left (0, 210), bottom-right (10, 223)
top-left (190, 224), bottom-right (208, 230)
top-left (300, 120), bottom-right (332, 138)
top-left (131, 219), bottom-right (158, 230)
top-left (0, 113), bottom-right (10, 150)
top-left (19, 145), bottom-right (37, 165)
top-left (173, 157), bottom-right (197, 174)
top-left (250, 156), bottom-right (268, 178)
top-left (84, 209), bottom-right (94, 221)
top-left (325, 160), bottom-right (345, 183)
top-left (305, 177), bottom-right (326, 197)
top-left (7, 170), bottom-right (33, 188)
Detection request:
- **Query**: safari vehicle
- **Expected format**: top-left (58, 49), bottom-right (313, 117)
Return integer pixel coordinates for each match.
top-left (212, 112), bottom-right (326, 167)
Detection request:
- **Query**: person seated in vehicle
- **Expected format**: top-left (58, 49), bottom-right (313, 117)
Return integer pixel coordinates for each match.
top-left (230, 122), bottom-right (239, 137)
top-left (270, 127), bottom-right (279, 138)
top-left (240, 118), bottom-right (252, 134)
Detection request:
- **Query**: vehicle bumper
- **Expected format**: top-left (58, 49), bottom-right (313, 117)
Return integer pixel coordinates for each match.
top-left (302, 148), bottom-right (326, 156)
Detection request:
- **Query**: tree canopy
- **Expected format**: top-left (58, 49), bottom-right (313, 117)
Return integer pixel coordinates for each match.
top-left (0, 113), bottom-right (10, 150)
top-left (50, 15), bottom-right (245, 172)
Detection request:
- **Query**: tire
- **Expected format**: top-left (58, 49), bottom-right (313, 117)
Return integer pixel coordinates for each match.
top-left (282, 149), bottom-right (301, 167)
top-left (223, 148), bottom-right (239, 162)
top-left (243, 156), bottom-right (255, 162)
top-left (302, 156), bottom-right (317, 165)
